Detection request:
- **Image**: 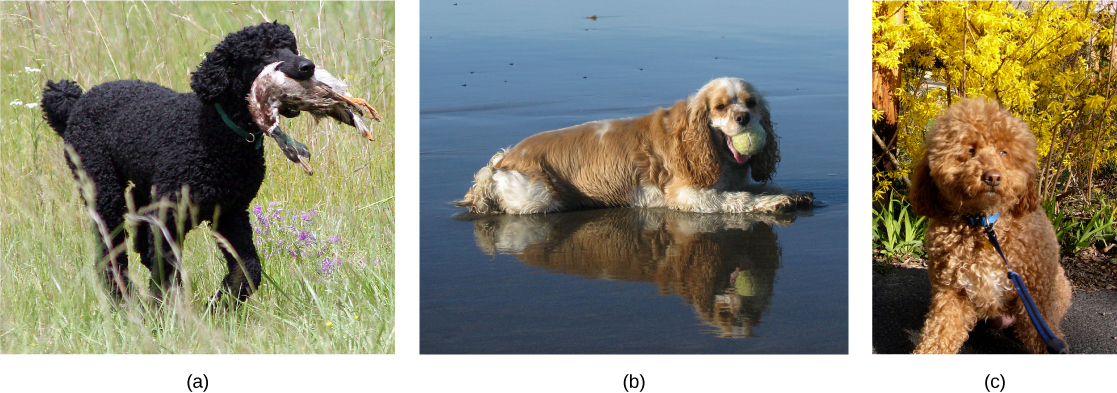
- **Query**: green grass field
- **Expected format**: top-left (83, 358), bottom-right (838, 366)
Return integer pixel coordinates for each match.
top-left (0, 1), bottom-right (394, 353)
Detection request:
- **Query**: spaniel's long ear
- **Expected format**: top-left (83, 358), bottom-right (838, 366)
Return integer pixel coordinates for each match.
top-left (907, 153), bottom-right (942, 219)
top-left (749, 98), bottom-right (780, 183)
top-left (672, 94), bottom-right (721, 187)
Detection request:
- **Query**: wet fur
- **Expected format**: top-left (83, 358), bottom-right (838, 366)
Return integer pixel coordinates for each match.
top-left (455, 77), bottom-right (812, 214)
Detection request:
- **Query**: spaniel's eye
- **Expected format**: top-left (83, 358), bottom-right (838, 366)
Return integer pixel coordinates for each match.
top-left (746, 97), bottom-right (757, 108)
top-left (999, 150), bottom-right (1007, 157)
top-left (716, 104), bottom-right (726, 111)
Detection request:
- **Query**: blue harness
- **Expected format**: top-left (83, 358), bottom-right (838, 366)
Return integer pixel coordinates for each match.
top-left (967, 212), bottom-right (1067, 354)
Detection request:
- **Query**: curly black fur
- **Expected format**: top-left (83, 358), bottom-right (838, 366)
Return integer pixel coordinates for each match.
top-left (41, 22), bottom-right (315, 303)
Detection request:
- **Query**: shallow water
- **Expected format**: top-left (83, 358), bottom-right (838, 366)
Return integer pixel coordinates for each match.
top-left (420, 0), bottom-right (848, 354)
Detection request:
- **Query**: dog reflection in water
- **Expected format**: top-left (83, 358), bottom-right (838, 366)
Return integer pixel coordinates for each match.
top-left (459, 208), bottom-right (794, 337)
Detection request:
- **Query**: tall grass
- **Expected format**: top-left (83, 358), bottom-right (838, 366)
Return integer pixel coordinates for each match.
top-left (0, 1), bottom-right (394, 353)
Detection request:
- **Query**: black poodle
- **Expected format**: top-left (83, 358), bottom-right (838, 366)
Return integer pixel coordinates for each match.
top-left (41, 22), bottom-right (314, 303)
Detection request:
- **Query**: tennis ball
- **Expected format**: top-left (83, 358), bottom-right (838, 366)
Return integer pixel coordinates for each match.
top-left (734, 270), bottom-right (755, 296)
top-left (731, 125), bottom-right (766, 155)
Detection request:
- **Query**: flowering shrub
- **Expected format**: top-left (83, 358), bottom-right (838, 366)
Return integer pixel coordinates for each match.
top-left (252, 202), bottom-right (345, 276)
top-left (872, 1), bottom-right (1117, 201)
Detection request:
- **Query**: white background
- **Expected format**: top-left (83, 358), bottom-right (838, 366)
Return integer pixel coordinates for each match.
top-left (2, 1), bottom-right (1109, 391)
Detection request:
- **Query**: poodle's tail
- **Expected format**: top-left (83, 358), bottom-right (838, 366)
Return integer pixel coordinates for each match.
top-left (41, 80), bottom-right (83, 136)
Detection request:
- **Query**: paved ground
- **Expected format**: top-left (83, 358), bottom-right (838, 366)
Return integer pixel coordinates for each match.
top-left (873, 266), bottom-right (1117, 354)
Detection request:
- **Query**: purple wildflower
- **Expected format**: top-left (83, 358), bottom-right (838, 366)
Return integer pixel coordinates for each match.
top-left (320, 257), bottom-right (342, 275)
top-left (251, 202), bottom-right (351, 276)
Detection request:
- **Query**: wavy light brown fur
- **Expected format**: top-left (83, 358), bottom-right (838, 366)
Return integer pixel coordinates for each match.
top-left (454, 77), bottom-right (809, 214)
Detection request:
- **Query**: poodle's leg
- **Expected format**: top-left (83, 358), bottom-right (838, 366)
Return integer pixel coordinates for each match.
top-left (65, 148), bottom-right (131, 300)
top-left (1013, 269), bottom-right (1073, 354)
top-left (1011, 300), bottom-right (1045, 354)
top-left (913, 289), bottom-right (978, 354)
top-left (1049, 266), bottom-right (1073, 334)
top-left (83, 169), bottom-right (132, 300)
top-left (129, 187), bottom-right (192, 301)
top-left (131, 188), bottom-right (154, 297)
top-left (135, 214), bottom-right (191, 301)
top-left (94, 193), bottom-right (131, 301)
top-left (213, 210), bottom-right (263, 302)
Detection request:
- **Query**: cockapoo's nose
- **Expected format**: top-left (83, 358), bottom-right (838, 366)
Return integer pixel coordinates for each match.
top-left (735, 112), bottom-right (751, 126)
top-left (982, 169), bottom-right (1002, 187)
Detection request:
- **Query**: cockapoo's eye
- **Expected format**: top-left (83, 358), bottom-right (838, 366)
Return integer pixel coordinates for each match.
top-left (263, 49), bottom-right (275, 57)
top-left (746, 97), bottom-right (757, 108)
top-left (1000, 150), bottom-right (1007, 157)
top-left (968, 147), bottom-right (975, 155)
top-left (716, 104), bottom-right (726, 111)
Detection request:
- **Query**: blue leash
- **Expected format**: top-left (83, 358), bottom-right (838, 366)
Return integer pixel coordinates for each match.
top-left (967, 213), bottom-right (1067, 354)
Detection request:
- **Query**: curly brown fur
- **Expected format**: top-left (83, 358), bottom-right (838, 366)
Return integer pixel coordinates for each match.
top-left (909, 97), bottom-right (1072, 354)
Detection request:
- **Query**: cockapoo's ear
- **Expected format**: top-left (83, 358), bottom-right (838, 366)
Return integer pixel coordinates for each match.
top-left (1011, 165), bottom-right (1040, 215)
top-left (748, 96), bottom-right (780, 183)
top-left (907, 153), bottom-right (943, 219)
top-left (672, 92), bottom-right (721, 187)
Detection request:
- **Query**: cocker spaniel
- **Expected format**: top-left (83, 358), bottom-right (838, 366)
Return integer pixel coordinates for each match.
top-left (908, 97), bottom-right (1072, 354)
top-left (454, 77), bottom-right (813, 214)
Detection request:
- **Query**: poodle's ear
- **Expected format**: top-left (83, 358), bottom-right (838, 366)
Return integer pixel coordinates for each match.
top-left (907, 153), bottom-right (942, 219)
top-left (749, 98), bottom-right (780, 183)
top-left (1012, 170), bottom-right (1041, 215)
top-left (671, 94), bottom-right (721, 187)
top-left (190, 46), bottom-right (235, 104)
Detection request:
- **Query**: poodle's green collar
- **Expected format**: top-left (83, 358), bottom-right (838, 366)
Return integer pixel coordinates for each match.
top-left (214, 103), bottom-right (262, 149)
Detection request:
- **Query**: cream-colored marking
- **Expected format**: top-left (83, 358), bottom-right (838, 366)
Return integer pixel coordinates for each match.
top-left (492, 170), bottom-right (557, 214)
top-left (594, 121), bottom-right (612, 139)
top-left (673, 186), bottom-right (721, 213)
top-left (630, 185), bottom-right (665, 208)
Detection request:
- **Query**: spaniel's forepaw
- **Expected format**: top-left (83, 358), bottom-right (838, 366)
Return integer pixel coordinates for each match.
top-left (788, 190), bottom-right (814, 208)
top-left (763, 191), bottom-right (814, 213)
